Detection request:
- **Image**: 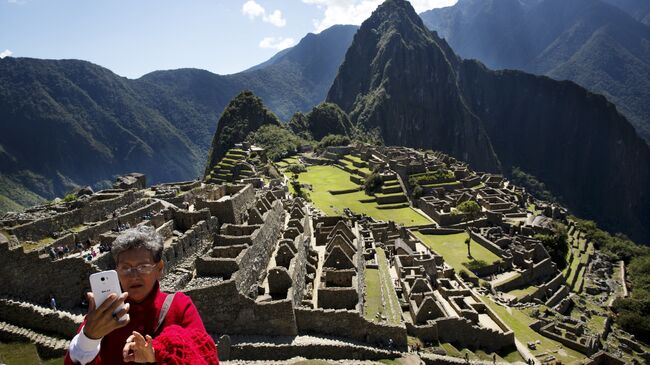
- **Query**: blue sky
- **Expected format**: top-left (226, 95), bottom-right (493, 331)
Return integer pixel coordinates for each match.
top-left (0, 0), bottom-right (457, 79)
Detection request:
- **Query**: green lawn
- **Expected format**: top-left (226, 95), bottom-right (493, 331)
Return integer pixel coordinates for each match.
top-left (364, 268), bottom-right (383, 321)
top-left (23, 237), bottom-right (55, 252)
top-left (338, 158), bottom-right (371, 175)
top-left (413, 232), bottom-right (501, 277)
top-left (343, 154), bottom-right (364, 164)
top-left (377, 248), bottom-right (401, 324)
top-left (293, 165), bottom-right (431, 226)
top-left (507, 286), bottom-right (538, 299)
top-left (0, 342), bottom-right (63, 365)
top-left (480, 297), bottom-right (587, 364)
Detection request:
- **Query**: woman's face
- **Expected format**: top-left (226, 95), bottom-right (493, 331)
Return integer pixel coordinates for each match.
top-left (116, 247), bottom-right (163, 303)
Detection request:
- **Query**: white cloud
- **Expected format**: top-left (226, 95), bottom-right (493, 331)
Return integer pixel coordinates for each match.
top-left (242, 0), bottom-right (265, 18)
top-left (0, 49), bottom-right (13, 59)
top-left (265, 10), bottom-right (287, 27)
top-left (241, 0), bottom-right (287, 27)
top-left (303, 0), bottom-right (457, 32)
top-left (409, 0), bottom-right (457, 13)
top-left (259, 37), bottom-right (295, 50)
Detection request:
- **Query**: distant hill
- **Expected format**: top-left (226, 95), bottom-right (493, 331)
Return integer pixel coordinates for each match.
top-left (420, 0), bottom-right (650, 143)
top-left (602, 0), bottom-right (650, 25)
top-left (328, 0), bottom-right (650, 243)
top-left (203, 90), bottom-right (281, 176)
top-left (0, 24), bottom-right (357, 211)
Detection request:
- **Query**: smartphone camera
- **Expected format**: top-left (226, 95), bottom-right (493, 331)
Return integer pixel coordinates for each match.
top-left (101, 277), bottom-right (105, 282)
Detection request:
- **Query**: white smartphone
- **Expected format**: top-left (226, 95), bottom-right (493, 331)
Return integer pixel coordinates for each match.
top-left (89, 270), bottom-right (128, 320)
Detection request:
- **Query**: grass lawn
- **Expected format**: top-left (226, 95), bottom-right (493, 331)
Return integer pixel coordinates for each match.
top-left (22, 237), bottom-right (55, 252)
top-left (413, 232), bottom-right (501, 277)
top-left (363, 249), bottom-right (401, 324)
top-left (0, 342), bottom-right (63, 365)
top-left (338, 158), bottom-right (371, 175)
top-left (364, 268), bottom-right (383, 322)
top-left (480, 296), bottom-right (587, 364)
top-left (377, 248), bottom-right (401, 324)
top-left (507, 286), bottom-right (538, 299)
top-left (294, 165), bottom-right (431, 226)
top-left (343, 154), bottom-right (364, 164)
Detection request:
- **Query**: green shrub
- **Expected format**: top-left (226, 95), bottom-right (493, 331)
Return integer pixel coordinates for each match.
top-left (534, 225), bottom-right (569, 269)
top-left (456, 200), bottom-right (481, 216)
top-left (412, 184), bottom-right (424, 199)
top-left (364, 172), bottom-right (383, 194)
top-left (408, 170), bottom-right (455, 185)
top-left (63, 193), bottom-right (77, 202)
top-left (286, 163), bottom-right (307, 174)
top-left (318, 134), bottom-right (351, 149)
top-left (245, 124), bottom-right (307, 161)
top-left (463, 259), bottom-right (489, 271)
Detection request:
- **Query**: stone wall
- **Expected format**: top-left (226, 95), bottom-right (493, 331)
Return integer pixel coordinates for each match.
top-left (468, 231), bottom-right (507, 257)
top-left (234, 200), bottom-right (285, 296)
top-left (162, 217), bottom-right (218, 271)
top-left (229, 341), bottom-right (401, 361)
top-left (171, 208), bottom-right (212, 232)
top-left (7, 191), bottom-right (140, 242)
top-left (0, 242), bottom-right (98, 309)
top-left (0, 298), bottom-right (82, 338)
top-left (295, 307), bottom-right (407, 349)
top-left (195, 184), bottom-right (255, 224)
top-left (185, 279), bottom-right (297, 336)
top-left (494, 257), bottom-right (557, 292)
top-left (434, 317), bottom-right (514, 353)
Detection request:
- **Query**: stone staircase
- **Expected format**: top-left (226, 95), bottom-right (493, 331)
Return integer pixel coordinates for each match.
top-left (0, 321), bottom-right (69, 359)
top-left (0, 297), bottom-right (83, 359)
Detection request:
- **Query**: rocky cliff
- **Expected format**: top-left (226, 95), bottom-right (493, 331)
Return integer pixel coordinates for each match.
top-left (327, 0), bottom-right (650, 243)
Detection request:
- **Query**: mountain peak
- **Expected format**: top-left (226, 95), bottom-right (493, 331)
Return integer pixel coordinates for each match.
top-left (327, 0), bottom-right (501, 172)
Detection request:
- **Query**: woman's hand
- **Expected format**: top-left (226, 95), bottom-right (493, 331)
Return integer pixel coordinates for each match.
top-left (123, 331), bottom-right (155, 363)
top-left (82, 292), bottom-right (130, 340)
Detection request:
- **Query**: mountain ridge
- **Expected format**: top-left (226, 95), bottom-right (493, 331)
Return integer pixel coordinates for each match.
top-left (420, 0), bottom-right (650, 142)
top-left (0, 25), bottom-right (358, 211)
top-left (328, 0), bottom-right (650, 243)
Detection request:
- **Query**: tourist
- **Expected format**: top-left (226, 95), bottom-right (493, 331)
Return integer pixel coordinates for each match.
top-left (64, 225), bottom-right (218, 364)
top-left (48, 247), bottom-right (57, 259)
top-left (50, 294), bottom-right (57, 310)
top-left (90, 248), bottom-right (97, 258)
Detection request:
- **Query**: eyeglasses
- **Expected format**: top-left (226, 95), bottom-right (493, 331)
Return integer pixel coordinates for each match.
top-left (116, 263), bottom-right (158, 276)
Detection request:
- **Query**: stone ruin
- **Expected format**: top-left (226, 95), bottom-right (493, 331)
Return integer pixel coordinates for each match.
top-left (1, 142), bottom-right (645, 363)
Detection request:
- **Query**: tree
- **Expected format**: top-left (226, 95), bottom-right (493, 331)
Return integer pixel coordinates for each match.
top-left (307, 103), bottom-right (353, 140)
top-left (245, 124), bottom-right (307, 161)
top-left (364, 172), bottom-right (384, 195)
top-left (465, 236), bottom-right (472, 258)
top-left (317, 134), bottom-right (351, 149)
top-left (456, 200), bottom-right (481, 220)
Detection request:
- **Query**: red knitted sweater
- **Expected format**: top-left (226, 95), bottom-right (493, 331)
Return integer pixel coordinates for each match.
top-left (64, 282), bottom-right (219, 365)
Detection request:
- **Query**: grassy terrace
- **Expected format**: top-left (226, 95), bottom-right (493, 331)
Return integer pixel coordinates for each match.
top-left (507, 285), bottom-right (538, 299)
top-left (413, 232), bottom-right (501, 277)
top-left (22, 237), bottom-right (55, 252)
top-left (338, 158), bottom-right (371, 175)
top-left (480, 296), bottom-right (587, 364)
top-left (276, 156), bottom-right (300, 168)
top-left (0, 342), bottom-right (63, 364)
top-left (440, 342), bottom-right (523, 363)
top-left (364, 248), bottom-right (402, 324)
top-left (379, 248), bottom-right (401, 323)
top-left (292, 165), bottom-right (430, 226)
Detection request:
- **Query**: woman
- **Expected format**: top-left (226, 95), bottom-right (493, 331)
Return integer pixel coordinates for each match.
top-left (65, 225), bottom-right (219, 364)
